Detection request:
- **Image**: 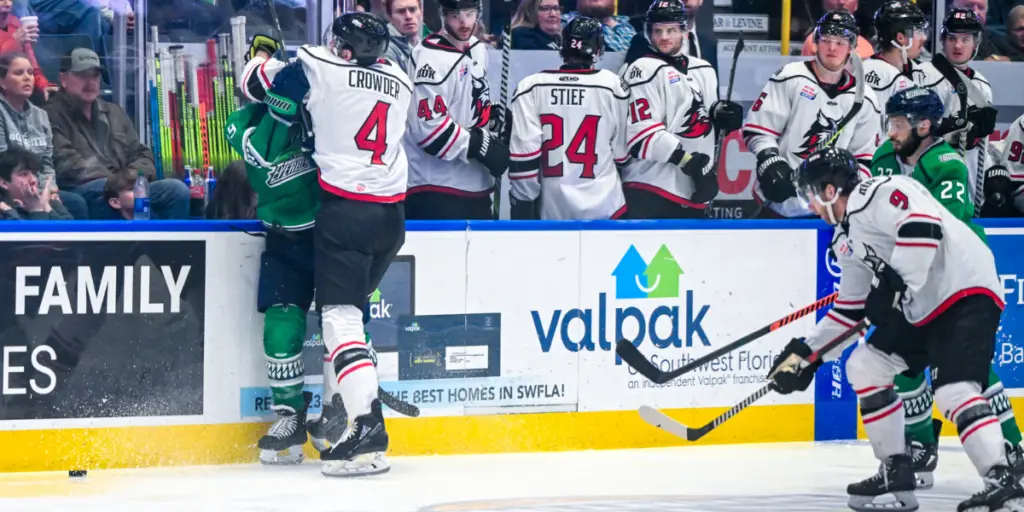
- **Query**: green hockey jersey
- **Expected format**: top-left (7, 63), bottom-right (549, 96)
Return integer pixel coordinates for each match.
top-left (225, 103), bottom-right (319, 230)
top-left (870, 139), bottom-right (986, 242)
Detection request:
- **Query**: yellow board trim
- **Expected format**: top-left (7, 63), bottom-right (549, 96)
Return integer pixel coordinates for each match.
top-left (0, 404), bottom-right (813, 473)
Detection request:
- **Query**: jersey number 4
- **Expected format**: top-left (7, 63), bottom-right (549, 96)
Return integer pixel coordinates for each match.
top-left (355, 100), bottom-right (391, 165)
top-left (540, 114), bottom-right (600, 179)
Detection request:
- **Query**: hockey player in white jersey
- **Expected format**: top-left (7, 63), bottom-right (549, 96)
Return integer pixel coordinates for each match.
top-left (245, 12), bottom-right (412, 477)
top-left (917, 8), bottom-right (997, 207)
top-left (769, 146), bottom-right (1024, 512)
top-left (507, 17), bottom-right (629, 220)
top-left (863, 1), bottom-right (928, 129)
top-left (981, 113), bottom-right (1024, 217)
top-left (619, 0), bottom-right (743, 219)
top-left (744, 10), bottom-right (881, 219)
top-left (404, 0), bottom-right (509, 220)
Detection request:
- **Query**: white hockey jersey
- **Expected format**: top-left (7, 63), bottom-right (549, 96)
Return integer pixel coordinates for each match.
top-left (990, 113), bottom-right (1024, 213)
top-left (743, 61), bottom-right (882, 218)
top-left (405, 34), bottom-right (493, 196)
top-left (620, 54), bottom-right (718, 208)
top-left (240, 46), bottom-right (412, 202)
top-left (862, 55), bottom-right (921, 131)
top-left (508, 68), bottom-right (630, 220)
top-left (917, 60), bottom-right (993, 205)
top-left (804, 175), bottom-right (1004, 358)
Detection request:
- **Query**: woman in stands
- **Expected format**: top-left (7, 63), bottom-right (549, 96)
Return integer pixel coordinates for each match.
top-left (0, 0), bottom-right (52, 103)
top-left (0, 51), bottom-right (86, 217)
top-left (511, 0), bottom-right (562, 49)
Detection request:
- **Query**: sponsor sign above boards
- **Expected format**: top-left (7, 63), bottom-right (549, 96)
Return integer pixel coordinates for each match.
top-left (0, 239), bottom-right (206, 420)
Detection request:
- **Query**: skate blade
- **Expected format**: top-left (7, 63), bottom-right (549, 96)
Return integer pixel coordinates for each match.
top-left (259, 446), bottom-right (305, 465)
top-left (321, 452), bottom-right (390, 477)
top-left (310, 436), bottom-right (330, 452)
top-left (848, 490), bottom-right (919, 512)
top-left (915, 471), bottom-right (934, 490)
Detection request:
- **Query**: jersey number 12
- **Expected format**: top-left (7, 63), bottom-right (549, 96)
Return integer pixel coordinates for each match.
top-left (539, 114), bottom-right (600, 179)
top-left (355, 100), bottom-right (391, 165)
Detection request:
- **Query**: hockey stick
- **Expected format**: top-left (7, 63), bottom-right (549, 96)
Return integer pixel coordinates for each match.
top-left (639, 318), bottom-right (869, 442)
top-left (823, 51), bottom-right (865, 149)
top-left (379, 386), bottom-right (420, 417)
top-left (492, 0), bottom-right (513, 220)
top-left (709, 33), bottom-right (744, 214)
top-left (932, 54), bottom-right (990, 216)
top-left (616, 292), bottom-right (837, 384)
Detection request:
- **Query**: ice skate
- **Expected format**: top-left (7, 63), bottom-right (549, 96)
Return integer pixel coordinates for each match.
top-left (1006, 441), bottom-right (1024, 480)
top-left (910, 419), bottom-right (942, 490)
top-left (958, 465), bottom-right (1024, 512)
top-left (258, 392), bottom-right (311, 465)
top-left (321, 399), bottom-right (389, 477)
top-left (307, 393), bottom-right (348, 452)
top-left (847, 454), bottom-right (919, 511)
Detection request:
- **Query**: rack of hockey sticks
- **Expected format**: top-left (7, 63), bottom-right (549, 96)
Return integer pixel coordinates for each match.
top-left (639, 318), bottom-right (869, 442)
top-left (615, 291), bottom-right (838, 384)
top-left (146, 18), bottom-right (247, 180)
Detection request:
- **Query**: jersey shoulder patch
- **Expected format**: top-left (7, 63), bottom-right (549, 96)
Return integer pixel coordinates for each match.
top-left (624, 57), bottom-right (665, 86)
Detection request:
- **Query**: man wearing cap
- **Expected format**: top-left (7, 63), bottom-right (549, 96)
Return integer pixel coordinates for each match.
top-left (44, 48), bottom-right (188, 220)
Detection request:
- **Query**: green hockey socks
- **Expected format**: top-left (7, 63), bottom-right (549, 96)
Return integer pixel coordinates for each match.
top-left (263, 305), bottom-right (308, 413)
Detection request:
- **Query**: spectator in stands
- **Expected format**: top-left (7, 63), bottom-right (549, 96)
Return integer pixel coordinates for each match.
top-left (562, 0), bottom-right (635, 51)
top-left (46, 48), bottom-right (189, 220)
top-left (802, 0), bottom-right (875, 57)
top-left (511, 0), bottom-right (561, 49)
top-left (0, 145), bottom-right (72, 220)
top-left (0, 51), bottom-right (88, 218)
top-left (1001, 5), bottom-right (1024, 60)
top-left (27, 0), bottom-right (114, 65)
top-left (100, 169), bottom-right (133, 219)
top-left (384, 0), bottom-right (427, 73)
top-left (0, 0), bottom-right (53, 103)
top-left (205, 160), bottom-right (255, 220)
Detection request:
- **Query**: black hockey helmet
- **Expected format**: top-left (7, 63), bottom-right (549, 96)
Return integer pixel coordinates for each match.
top-left (942, 8), bottom-right (983, 38)
top-left (874, 1), bottom-right (928, 45)
top-left (814, 10), bottom-right (859, 47)
top-left (886, 86), bottom-right (944, 133)
top-left (644, 0), bottom-right (688, 46)
top-left (795, 147), bottom-right (861, 201)
top-left (330, 12), bottom-right (389, 66)
top-left (561, 17), bottom-right (604, 64)
top-left (438, 0), bottom-right (481, 13)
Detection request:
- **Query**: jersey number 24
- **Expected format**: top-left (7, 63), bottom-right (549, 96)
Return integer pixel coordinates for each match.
top-left (540, 114), bottom-right (600, 179)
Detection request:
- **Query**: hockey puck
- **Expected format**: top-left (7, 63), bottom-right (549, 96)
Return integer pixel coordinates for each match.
top-left (68, 470), bottom-right (87, 478)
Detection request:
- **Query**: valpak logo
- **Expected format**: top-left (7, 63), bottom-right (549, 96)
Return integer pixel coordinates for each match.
top-left (531, 244), bottom-right (711, 365)
top-left (368, 287), bottom-right (393, 320)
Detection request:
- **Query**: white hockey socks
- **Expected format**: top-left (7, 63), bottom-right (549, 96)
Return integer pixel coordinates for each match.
top-left (322, 305), bottom-right (378, 419)
top-left (937, 382), bottom-right (1006, 476)
top-left (857, 385), bottom-right (906, 460)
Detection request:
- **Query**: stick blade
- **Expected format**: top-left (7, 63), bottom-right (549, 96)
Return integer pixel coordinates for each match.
top-left (638, 405), bottom-right (701, 442)
top-left (615, 340), bottom-right (666, 383)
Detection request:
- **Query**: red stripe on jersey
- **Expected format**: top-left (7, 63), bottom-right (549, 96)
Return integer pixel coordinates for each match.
top-left (949, 396), bottom-right (987, 422)
top-left (825, 310), bottom-right (855, 328)
top-left (328, 340), bottom-right (368, 363)
top-left (509, 171), bottom-right (538, 181)
top-left (894, 241), bottom-right (939, 248)
top-left (418, 116), bottom-right (453, 146)
top-left (862, 400), bottom-right (903, 424)
top-left (623, 182), bottom-right (708, 209)
top-left (627, 123), bottom-right (664, 147)
top-left (912, 288), bottom-right (1006, 327)
top-left (511, 148), bottom-right (542, 158)
top-left (742, 123), bottom-right (782, 136)
top-left (641, 135), bottom-right (653, 160)
top-left (897, 213), bottom-right (942, 227)
top-left (318, 175), bottom-right (405, 203)
top-left (258, 60), bottom-right (272, 89)
top-left (835, 299), bottom-right (866, 307)
top-left (438, 125), bottom-right (462, 158)
top-left (337, 361), bottom-right (375, 384)
top-left (610, 204), bottom-right (628, 219)
top-left (960, 418), bottom-right (1000, 443)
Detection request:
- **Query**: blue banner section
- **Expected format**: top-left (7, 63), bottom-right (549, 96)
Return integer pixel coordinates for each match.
top-left (988, 233), bottom-right (1024, 387)
top-left (813, 227), bottom-right (859, 441)
top-left (240, 384), bottom-right (325, 419)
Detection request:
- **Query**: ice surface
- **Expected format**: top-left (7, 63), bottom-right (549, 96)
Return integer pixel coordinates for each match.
top-left (0, 440), bottom-right (992, 511)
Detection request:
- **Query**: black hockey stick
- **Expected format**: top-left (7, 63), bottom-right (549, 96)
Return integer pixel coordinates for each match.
top-left (379, 386), bottom-right (420, 417)
top-left (615, 292), bottom-right (837, 384)
top-left (823, 52), bottom-right (865, 149)
top-left (709, 33), bottom-right (744, 212)
top-left (931, 53), bottom-right (988, 216)
top-left (491, 0), bottom-right (513, 220)
top-left (638, 318), bottom-right (869, 442)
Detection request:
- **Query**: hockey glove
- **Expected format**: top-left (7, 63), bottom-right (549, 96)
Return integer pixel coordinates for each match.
top-left (488, 105), bottom-right (513, 143)
top-left (767, 338), bottom-right (820, 395)
top-left (982, 165), bottom-right (1015, 217)
top-left (966, 105), bottom-right (998, 148)
top-left (865, 262), bottom-right (907, 328)
top-left (709, 100), bottom-right (743, 134)
top-left (469, 128), bottom-right (510, 178)
top-left (935, 114), bottom-right (969, 139)
top-left (675, 151), bottom-right (718, 204)
top-left (267, 61), bottom-right (310, 122)
top-left (756, 149), bottom-right (796, 203)
top-left (509, 195), bottom-right (538, 220)
top-left (249, 34), bottom-right (283, 61)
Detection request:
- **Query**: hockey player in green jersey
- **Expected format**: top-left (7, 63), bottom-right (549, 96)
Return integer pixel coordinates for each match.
top-left (869, 86), bottom-right (1024, 487)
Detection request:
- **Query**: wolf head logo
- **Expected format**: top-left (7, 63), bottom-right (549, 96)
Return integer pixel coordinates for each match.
top-left (677, 90), bottom-right (712, 139)
top-left (471, 75), bottom-right (492, 128)
top-left (795, 110), bottom-right (841, 160)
